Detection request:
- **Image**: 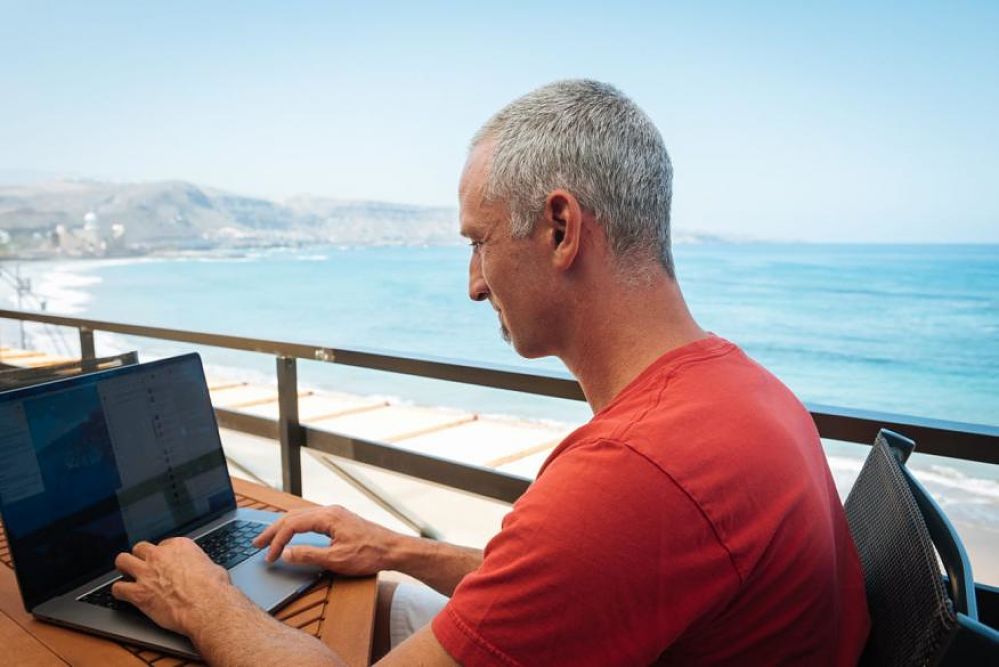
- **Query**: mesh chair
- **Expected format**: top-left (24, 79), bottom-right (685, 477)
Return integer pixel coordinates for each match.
top-left (844, 429), bottom-right (999, 666)
top-left (0, 351), bottom-right (139, 390)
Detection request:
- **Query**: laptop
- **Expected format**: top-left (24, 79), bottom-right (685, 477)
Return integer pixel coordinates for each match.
top-left (0, 353), bottom-right (328, 658)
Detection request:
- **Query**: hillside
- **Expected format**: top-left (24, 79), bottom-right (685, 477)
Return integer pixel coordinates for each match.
top-left (0, 179), bottom-right (735, 258)
top-left (0, 180), bottom-right (459, 257)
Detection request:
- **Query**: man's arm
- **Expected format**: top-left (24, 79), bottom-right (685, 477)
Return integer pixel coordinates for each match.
top-left (113, 538), bottom-right (459, 666)
top-left (254, 505), bottom-right (482, 596)
top-left (186, 585), bottom-right (342, 667)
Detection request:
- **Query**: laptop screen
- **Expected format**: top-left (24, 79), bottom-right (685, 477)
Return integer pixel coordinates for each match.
top-left (0, 353), bottom-right (235, 610)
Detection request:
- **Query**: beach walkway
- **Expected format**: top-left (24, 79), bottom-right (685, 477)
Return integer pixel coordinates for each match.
top-left (207, 376), bottom-right (575, 545)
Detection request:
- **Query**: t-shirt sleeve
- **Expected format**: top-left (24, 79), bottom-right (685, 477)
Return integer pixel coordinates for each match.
top-left (431, 438), bottom-right (742, 666)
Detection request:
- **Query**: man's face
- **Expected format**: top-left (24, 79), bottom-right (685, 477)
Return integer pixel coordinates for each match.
top-left (459, 143), bottom-right (552, 357)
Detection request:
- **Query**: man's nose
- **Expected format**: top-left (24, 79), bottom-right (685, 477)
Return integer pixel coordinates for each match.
top-left (468, 254), bottom-right (489, 302)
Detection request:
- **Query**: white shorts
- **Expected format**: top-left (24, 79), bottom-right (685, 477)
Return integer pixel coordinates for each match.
top-left (389, 582), bottom-right (450, 649)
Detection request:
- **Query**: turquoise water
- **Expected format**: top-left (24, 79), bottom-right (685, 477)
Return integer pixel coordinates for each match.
top-left (50, 243), bottom-right (997, 429)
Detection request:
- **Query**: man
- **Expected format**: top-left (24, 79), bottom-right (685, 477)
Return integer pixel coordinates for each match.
top-left (113, 80), bottom-right (870, 665)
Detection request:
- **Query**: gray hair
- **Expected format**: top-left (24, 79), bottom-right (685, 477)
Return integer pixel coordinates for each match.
top-left (472, 79), bottom-right (674, 277)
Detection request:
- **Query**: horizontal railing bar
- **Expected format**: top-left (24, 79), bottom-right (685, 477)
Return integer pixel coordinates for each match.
top-left (808, 403), bottom-right (999, 465)
top-left (215, 408), bottom-right (279, 440)
top-left (215, 407), bottom-right (531, 503)
top-left (0, 308), bottom-right (324, 358)
top-left (331, 348), bottom-right (585, 400)
top-left (0, 308), bottom-right (583, 400)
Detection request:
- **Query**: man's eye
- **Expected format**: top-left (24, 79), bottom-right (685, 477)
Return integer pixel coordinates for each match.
top-left (469, 241), bottom-right (483, 252)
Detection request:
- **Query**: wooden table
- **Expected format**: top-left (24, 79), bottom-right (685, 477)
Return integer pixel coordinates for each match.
top-left (0, 479), bottom-right (377, 666)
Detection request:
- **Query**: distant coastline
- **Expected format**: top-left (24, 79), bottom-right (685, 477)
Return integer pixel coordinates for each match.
top-left (0, 178), bottom-right (461, 260)
top-left (0, 178), bottom-right (760, 261)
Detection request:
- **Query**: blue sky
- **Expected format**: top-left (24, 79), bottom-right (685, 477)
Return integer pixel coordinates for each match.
top-left (1, 1), bottom-right (997, 242)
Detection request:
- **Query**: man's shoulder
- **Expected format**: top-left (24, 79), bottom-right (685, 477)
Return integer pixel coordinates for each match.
top-left (574, 336), bottom-right (813, 460)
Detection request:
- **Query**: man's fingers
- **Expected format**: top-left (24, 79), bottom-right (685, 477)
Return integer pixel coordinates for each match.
top-left (253, 509), bottom-right (310, 547)
top-left (159, 536), bottom-right (194, 548)
top-left (253, 517), bottom-right (282, 547)
top-left (111, 579), bottom-right (141, 603)
top-left (265, 523), bottom-right (302, 563)
top-left (254, 509), bottom-right (317, 547)
top-left (261, 512), bottom-right (332, 562)
top-left (132, 541), bottom-right (155, 558)
top-left (114, 551), bottom-right (148, 578)
top-left (282, 545), bottom-right (329, 567)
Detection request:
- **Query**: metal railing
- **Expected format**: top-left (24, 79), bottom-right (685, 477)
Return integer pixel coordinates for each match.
top-left (2, 307), bottom-right (997, 507)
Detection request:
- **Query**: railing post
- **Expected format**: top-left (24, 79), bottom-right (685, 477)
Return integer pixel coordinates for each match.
top-left (276, 356), bottom-right (303, 496)
top-left (79, 327), bottom-right (96, 369)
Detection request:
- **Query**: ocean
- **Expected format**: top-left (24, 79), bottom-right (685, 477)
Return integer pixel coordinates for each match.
top-left (12, 244), bottom-right (996, 422)
top-left (2, 243), bottom-right (998, 577)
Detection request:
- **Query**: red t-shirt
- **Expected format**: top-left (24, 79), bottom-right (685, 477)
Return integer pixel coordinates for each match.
top-left (432, 336), bottom-right (869, 665)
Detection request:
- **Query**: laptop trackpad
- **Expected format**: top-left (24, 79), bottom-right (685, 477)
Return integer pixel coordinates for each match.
top-left (230, 531), bottom-right (329, 611)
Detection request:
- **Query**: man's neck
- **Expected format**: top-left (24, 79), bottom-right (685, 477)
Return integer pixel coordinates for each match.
top-left (560, 275), bottom-right (706, 414)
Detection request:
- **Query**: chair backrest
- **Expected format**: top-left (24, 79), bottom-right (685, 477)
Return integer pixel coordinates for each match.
top-left (0, 351), bottom-right (139, 390)
top-left (844, 429), bottom-right (999, 665)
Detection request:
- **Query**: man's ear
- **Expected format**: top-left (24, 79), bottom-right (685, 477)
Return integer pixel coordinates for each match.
top-left (545, 190), bottom-right (582, 270)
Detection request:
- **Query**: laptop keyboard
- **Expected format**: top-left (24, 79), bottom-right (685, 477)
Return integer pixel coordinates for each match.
top-left (194, 519), bottom-right (267, 570)
top-left (79, 582), bottom-right (137, 612)
top-left (79, 520), bottom-right (267, 611)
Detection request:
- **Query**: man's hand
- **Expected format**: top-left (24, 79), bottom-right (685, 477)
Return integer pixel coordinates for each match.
top-left (112, 538), bottom-right (232, 635)
top-left (114, 537), bottom-right (345, 666)
top-left (253, 505), bottom-right (402, 575)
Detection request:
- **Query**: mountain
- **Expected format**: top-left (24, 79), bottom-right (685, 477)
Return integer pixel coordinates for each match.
top-left (0, 180), bottom-right (460, 258)
top-left (0, 178), bottom-right (743, 259)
